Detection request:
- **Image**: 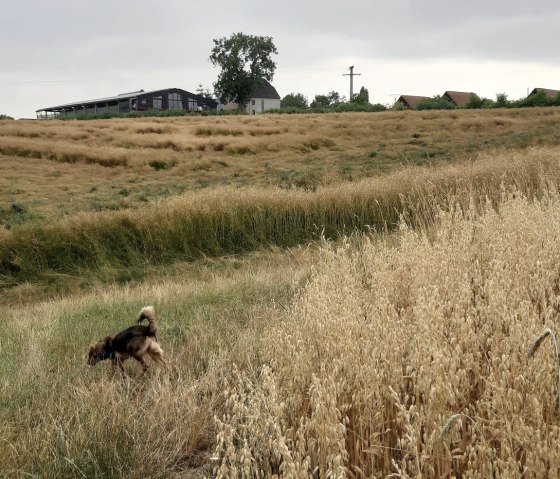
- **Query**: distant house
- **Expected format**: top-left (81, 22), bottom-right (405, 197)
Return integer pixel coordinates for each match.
top-left (529, 88), bottom-right (560, 99)
top-left (222, 79), bottom-right (281, 114)
top-left (36, 88), bottom-right (218, 119)
top-left (442, 91), bottom-right (475, 107)
top-left (396, 95), bottom-right (430, 109)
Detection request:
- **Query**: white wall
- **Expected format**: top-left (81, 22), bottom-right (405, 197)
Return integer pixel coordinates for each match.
top-left (220, 98), bottom-right (281, 114)
top-left (245, 98), bottom-right (281, 115)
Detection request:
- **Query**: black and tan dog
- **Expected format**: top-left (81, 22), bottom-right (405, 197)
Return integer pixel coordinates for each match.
top-left (88, 305), bottom-right (168, 374)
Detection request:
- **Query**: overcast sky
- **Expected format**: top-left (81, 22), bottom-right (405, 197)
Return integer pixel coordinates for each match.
top-left (2, 0), bottom-right (560, 118)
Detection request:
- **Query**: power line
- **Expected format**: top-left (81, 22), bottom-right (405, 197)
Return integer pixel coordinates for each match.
top-left (342, 65), bottom-right (361, 100)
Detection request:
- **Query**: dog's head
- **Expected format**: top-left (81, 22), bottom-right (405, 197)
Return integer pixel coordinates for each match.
top-left (87, 338), bottom-right (112, 366)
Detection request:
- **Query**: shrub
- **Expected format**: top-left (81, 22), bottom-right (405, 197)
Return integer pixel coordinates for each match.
top-left (281, 92), bottom-right (308, 109)
top-left (416, 95), bottom-right (455, 110)
top-left (465, 94), bottom-right (485, 109)
top-left (515, 90), bottom-right (560, 108)
top-left (495, 93), bottom-right (511, 108)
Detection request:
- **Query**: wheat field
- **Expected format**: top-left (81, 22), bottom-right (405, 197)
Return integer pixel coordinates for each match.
top-left (4, 110), bottom-right (560, 477)
top-left (2, 108), bottom-right (560, 222)
top-left (5, 185), bottom-right (560, 477)
top-left (214, 190), bottom-right (560, 478)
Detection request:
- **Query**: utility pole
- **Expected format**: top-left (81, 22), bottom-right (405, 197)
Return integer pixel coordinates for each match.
top-left (343, 65), bottom-right (361, 101)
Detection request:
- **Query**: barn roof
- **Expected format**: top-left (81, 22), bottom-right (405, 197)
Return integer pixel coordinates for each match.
top-left (397, 95), bottom-right (430, 109)
top-left (251, 79), bottom-right (280, 100)
top-left (37, 89), bottom-right (151, 111)
top-left (37, 88), bottom-right (217, 112)
top-left (530, 88), bottom-right (560, 99)
top-left (442, 91), bottom-right (474, 106)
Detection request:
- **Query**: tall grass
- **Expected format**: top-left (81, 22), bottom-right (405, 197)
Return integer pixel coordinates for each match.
top-left (5, 163), bottom-right (560, 475)
top-left (214, 189), bottom-right (560, 477)
top-left (0, 253), bottom-right (304, 477)
top-left (2, 147), bottom-right (560, 292)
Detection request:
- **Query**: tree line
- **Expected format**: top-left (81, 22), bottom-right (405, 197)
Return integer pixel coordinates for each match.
top-left (407, 91), bottom-right (560, 111)
top-left (278, 87), bottom-right (388, 113)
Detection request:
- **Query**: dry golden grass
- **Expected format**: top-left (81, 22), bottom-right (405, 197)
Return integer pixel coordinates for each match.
top-left (3, 108), bottom-right (560, 222)
top-left (214, 190), bottom-right (560, 478)
top-left (0, 247), bottom-right (310, 478)
top-left (3, 143), bottom-right (560, 302)
top-left (6, 184), bottom-right (560, 476)
top-left (5, 111), bottom-right (560, 476)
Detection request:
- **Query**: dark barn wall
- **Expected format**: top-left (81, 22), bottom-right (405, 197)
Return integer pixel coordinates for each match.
top-left (37, 88), bottom-right (218, 118)
top-left (136, 89), bottom-right (217, 112)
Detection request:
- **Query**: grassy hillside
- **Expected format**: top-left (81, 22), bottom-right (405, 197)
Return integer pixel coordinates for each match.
top-left (2, 108), bottom-right (560, 224)
top-left (3, 110), bottom-right (560, 476)
top-left (2, 145), bottom-right (560, 299)
top-left (5, 187), bottom-right (560, 477)
top-left (3, 108), bottom-right (560, 300)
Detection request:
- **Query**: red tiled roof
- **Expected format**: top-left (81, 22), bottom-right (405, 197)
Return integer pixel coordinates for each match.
top-left (530, 88), bottom-right (560, 99)
top-left (397, 95), bottom-right (430, 109)
top-left (442, 91), bottom-right (475, 106)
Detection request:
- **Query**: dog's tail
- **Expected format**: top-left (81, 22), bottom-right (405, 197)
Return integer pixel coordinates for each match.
top-left (137, 305), bottom-right (157, 335)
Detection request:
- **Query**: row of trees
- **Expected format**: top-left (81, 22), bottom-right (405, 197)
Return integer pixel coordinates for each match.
top-left (277, 89), bottom-right (560, 114)
top-left (280, 87), bottom-right (387, 113)
top-left (407, 90), bottom-right (560, 111)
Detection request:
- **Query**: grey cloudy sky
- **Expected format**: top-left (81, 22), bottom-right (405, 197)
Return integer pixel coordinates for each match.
top-left (2, 0), bottom-right (560, 118)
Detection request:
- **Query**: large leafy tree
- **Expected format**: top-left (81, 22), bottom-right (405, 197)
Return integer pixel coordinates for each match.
top-left (210, 33), bottom-right (278, 109)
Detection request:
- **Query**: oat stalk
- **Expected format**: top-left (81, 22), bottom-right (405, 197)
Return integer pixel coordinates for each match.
top-left (529, 328), bottom-right (560, 414)
top-left (439, 413), bottom-right (476, 442)
top-left (439, 414), bottom-right (461, 441)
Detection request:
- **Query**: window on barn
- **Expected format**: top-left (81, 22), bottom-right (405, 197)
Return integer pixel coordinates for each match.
top-left (153, 96), bottom-right (163, 110)
top-left (168, 92), bottom-right (183, 110)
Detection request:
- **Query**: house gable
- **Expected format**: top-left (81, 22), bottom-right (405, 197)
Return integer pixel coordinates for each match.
top-left (442, 91), bottom-right (475, 107)
top-left (397, 95), bottom-right (430, 109)
top-left (529, 88), bottom-right (560, 99)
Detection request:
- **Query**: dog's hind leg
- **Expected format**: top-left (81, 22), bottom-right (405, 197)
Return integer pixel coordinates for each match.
top-left (133, 355), bottom-right (149, 375)
top-left (148, 343), bottom-right (169, 370)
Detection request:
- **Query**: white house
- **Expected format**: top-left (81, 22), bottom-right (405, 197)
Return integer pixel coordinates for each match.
top-left (222, 79), bottom-right (281, 114)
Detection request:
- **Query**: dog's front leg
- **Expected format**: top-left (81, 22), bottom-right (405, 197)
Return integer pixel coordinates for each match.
top-left (111, 356), bottom-right (126, 377)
